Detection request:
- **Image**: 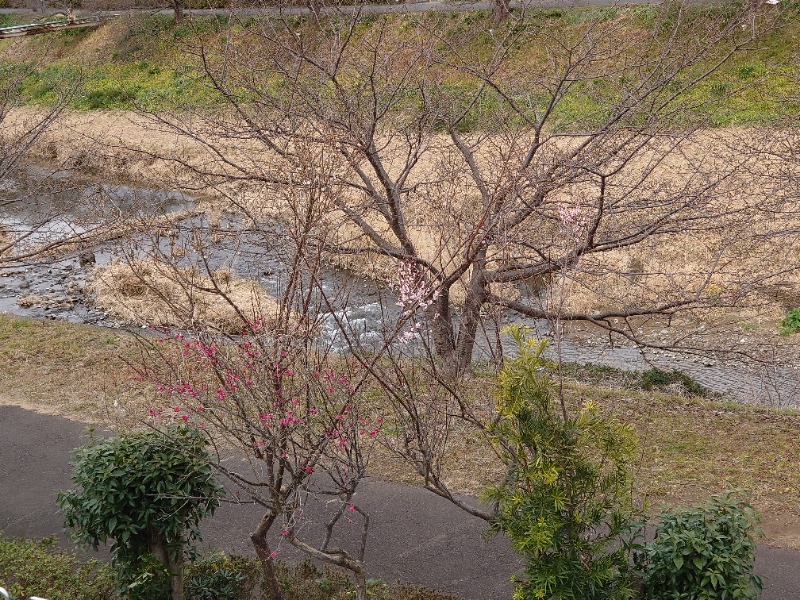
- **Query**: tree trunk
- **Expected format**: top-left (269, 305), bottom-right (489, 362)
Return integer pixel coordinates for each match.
top-left (493, 0), bottom-right (510, 22)
top-left (146, 526), bottom-right (184, 600)
top-left (452, 257), bottom-right (489, 375)
top-left (168, 553), bottom-right (185, 600)
top-left (172, 0), bottom-right (184, 24)
top-left (427, 289), bottom-right (458, 376)
top-left (454, 291), bottom-right (486, 375)
top-left (251, 512), bottom-right (282, 600)
top-left (354, 570), bottom-right (367, 600)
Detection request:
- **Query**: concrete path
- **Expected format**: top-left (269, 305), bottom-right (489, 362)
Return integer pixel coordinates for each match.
top-left (1, 404), bottom-right (798, 599)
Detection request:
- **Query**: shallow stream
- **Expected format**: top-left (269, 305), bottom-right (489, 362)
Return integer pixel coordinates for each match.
top-left (1, 165), bottom-right (798, 406)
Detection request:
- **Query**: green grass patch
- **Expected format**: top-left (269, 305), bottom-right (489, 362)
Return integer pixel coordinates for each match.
top-left (0, 14), bottom-right (27, 28)
top-left (14, 60), bottom-right (220, 110)
top-left (560, 363), bottom-right (714, 398)
top-left (2, 6), bottom-right (800, 125)
top-left (639, 367), bottom-right (712, 398)
top-left (780, 307), bottom-right (800, 335)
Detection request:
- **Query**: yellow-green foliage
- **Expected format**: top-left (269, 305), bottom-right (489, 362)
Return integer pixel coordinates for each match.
top-left (0, 535), bottom-right (115, 600)
top-left (485, 327), bottom-right (640, 600)
top-left (1, 4), bottom-right (799, 124)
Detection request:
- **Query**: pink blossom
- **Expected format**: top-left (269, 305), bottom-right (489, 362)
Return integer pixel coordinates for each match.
top-left (557, 201), bottom-right (589, 242)
top-left (393, 260), bottom-right (440, 316)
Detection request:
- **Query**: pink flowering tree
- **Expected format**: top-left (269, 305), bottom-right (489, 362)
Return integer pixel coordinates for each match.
top-left (391, 259), bottom-right (441, 346)
top-left (134, 322), bottom-right (381, 600)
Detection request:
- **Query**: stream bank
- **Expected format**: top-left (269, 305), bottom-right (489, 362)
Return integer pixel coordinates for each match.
top-left (1, 164), bottom-right (798, 406)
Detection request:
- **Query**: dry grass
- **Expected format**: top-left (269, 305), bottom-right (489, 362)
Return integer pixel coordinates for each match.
top-left (8, 108), bottom-right (799, 330)
top-left (0, 314), bottom-right (148, 424)
top-left (1, 312), bottom-right (799, 546)
top-left (89, 258), bottom-right (282, 334)
top-left (367, 374), bottom-right (800, 549)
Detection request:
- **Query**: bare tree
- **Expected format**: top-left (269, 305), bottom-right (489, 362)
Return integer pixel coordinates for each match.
top-left (138, 2), bottom-right (796, 378)
top-left (172, 0), bottom-right (185, 25)
top-left (90, 2), bottom-right (799, 588)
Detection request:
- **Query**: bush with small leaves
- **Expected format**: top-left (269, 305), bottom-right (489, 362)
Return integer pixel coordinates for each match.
top-left (639, 368), bottom-right (711, 397)
top-left (484, 327), bottom-right (643, 600)
top-left (0, 535), bottom-right (114, 600)
top-left (58, 425), bottom-right (224, 600)
top-left (640, 492), bottom-right (762, 600)
top-left (186, 554), bottom-right (260, 600)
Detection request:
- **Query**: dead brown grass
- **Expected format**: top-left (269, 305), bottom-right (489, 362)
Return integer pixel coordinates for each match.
top-left (89, 258), bottom-right (282, 334)
top-left (0, 314), bottom-right (147, 424)
top-left (368, 377), bottom-right (800, 549)
top-left (9, 107), bottom-right (799, 336)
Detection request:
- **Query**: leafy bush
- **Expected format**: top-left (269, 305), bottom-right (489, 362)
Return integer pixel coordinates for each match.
top-left (0, 535), bottom-right (115, 600)
top-left (187, 554), bottom-right (260, 600)
top-left (58, 425), bottom-right (224, 600)
top-left (640, 492), bottom-right (762, 600)
top-left (484, 327), bottom-right (642, 600)
top-left (780, 307), bottom-right (800, 335)
top-left (639, 368), bottom-right (711, 398)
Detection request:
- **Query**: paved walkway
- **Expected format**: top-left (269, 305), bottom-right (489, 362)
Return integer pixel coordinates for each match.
top-left (1, 404), bottom-right (798, 599)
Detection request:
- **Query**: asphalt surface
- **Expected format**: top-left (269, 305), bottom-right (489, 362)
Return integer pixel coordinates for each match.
top-left (1, 404), bottom-right (798, 599)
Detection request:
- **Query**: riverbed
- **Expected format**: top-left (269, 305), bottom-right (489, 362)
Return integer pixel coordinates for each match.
top-left (1, 164), bottom-right (798, 406)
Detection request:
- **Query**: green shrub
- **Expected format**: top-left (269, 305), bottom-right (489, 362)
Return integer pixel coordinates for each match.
top-left (640, 492), bottom-right (762, 600)
top-left (125, 553), bottom-right (171, 600)
top-left (58, 425), bottom-right (224, 600)
top-left (484, 327), bottom-right (642, 600)
top-left (84, 85), bottom-right (138, 110)
top-left (0, 535), bottom-right (115, 600)
top-left (780, 307), bottom-right (800, 335)
top-left (186, 554), bottom-right (261, 600)
top-left (639, 368), bottom-right (711, 397)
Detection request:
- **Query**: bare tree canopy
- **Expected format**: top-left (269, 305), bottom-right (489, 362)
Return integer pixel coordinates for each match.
top-left (131, 3), bottom-right (797, 377)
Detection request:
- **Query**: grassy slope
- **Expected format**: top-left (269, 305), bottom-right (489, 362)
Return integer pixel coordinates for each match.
top-left (0, 5), bottom-right (798, 124)
top-left (0, 315), bottom-right (150, 422)
top-left (2, 313), bottom-right (799, 547)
